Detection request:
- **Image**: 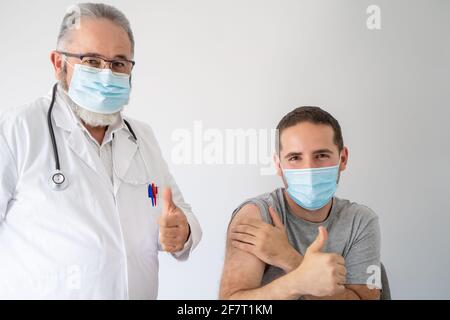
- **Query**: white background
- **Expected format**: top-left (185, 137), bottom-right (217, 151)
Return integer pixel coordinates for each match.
top-left (1, 0), bottom-right (449, 299)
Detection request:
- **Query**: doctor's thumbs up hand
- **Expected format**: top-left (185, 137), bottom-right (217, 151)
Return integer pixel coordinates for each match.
top-left (158, 188), bottom-right (191, 253)
top-left (291, 226), bottom-right (347, 298)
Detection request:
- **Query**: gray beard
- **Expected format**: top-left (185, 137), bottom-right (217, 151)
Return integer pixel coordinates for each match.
top-left (71, 99), bottom-right (120, 128)
top-left (59, 66), bottom-right (121, 128)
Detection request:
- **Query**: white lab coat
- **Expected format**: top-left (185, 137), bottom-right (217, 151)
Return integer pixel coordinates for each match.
top-left (0, 88), bottom-right (202, 299)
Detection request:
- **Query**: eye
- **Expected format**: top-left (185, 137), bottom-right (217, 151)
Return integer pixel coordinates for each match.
top-left (288, 155), bottom-right (300, 161)
top-left (112, 61), bottom-right (126, 69)
top-left (316, 153), bottom-right (330, 159)
top-left (84, 58), bottom-right (101, 67)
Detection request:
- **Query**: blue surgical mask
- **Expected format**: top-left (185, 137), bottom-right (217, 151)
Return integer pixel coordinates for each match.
top-left (283, 163), bottom-right (340, 211)
top-left (68, 64), bottom-right (131, 114)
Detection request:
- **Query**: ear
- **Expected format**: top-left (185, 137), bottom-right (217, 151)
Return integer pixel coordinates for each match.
top-left (273, 153), bottom-right (282, 177)
top-left (339, 147), bottom-right (349, 172)
top-left (50, 51), bottom-right (64, 81)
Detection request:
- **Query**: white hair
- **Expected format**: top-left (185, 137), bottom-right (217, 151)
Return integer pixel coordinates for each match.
top-left (56, 2), bottom-right (135, 55)
top-left (56, 3), bottom-right (131, 127)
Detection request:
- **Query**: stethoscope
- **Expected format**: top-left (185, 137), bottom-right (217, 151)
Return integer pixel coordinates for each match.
top-left (47, 83), bottom-right (139, 191)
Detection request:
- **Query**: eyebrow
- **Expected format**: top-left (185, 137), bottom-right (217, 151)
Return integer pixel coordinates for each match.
top-left (113, 54), bottom-right (130, 60)
top-left (284, 152), bottom-right (302, 159)
top-left (284, 148), bottom-right (334, 159)
top-left (312, 148), bottom-right (334, 154)
top-left (83, 52), bottom-right (130, 60)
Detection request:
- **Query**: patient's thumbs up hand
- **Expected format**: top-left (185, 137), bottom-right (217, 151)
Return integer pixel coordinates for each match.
top-left (292, 226), bottom-right (346, 297)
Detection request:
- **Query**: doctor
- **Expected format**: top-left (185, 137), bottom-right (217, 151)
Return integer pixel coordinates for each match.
top-left (0, 3), bottom-right (201, 299)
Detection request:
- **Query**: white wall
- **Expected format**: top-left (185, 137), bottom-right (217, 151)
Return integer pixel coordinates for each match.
top-left (1, 0), bottom-right (449, 299)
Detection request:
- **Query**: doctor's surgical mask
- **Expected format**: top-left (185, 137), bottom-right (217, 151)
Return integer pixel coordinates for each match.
top-left (282, 161), bottom-right (340, 211)
top-left (62, 54), bottom-right (133, 114)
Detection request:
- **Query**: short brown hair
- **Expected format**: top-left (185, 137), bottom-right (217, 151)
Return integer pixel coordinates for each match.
top-left (276, 106), bottom-right (344, 153)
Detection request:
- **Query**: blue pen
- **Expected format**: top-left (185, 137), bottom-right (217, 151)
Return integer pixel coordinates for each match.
top-left (148, 184), bottom-right (154, 206)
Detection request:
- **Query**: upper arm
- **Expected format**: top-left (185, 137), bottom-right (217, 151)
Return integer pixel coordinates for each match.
top-left (0, 132), bottom-right (18, 221)
top-left (219, 203), bottom-right (266, 299)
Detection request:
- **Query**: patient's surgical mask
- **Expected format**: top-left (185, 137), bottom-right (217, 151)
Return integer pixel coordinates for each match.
top-left (283, 162), bottom-right (340, 211)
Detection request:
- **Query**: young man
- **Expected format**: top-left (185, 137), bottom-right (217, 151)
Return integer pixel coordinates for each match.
top-left (220, 106), bottom-right (381, 300)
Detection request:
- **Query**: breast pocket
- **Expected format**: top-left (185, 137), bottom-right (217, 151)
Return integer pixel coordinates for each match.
top-left (115, 161), bottom-right (165, 253)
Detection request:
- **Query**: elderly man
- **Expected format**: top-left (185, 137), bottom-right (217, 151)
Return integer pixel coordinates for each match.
top-left (0, 3), bottom-right (201, 299)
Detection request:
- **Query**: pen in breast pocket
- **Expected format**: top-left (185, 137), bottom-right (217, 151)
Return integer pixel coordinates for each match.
top-left (148, 183), bottom-right (159, 207)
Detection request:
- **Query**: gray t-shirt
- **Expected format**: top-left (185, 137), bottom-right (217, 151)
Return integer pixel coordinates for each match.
top-left (231, 188), bottom-right (381, 287)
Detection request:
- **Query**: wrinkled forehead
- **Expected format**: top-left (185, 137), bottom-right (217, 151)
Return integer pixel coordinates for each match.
top-left (63, 17), bottom-right (132, 60)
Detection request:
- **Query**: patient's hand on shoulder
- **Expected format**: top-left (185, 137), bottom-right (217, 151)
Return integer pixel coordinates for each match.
top-left (229, 206), bottom-right (302, 273)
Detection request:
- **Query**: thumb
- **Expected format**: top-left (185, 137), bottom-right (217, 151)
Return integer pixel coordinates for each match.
top-left (162, 188), bottom-right (175, 214)
top-left (268, 206), bottom-right (284, 229)
top-left (307, 226), bottom-right (328, 253)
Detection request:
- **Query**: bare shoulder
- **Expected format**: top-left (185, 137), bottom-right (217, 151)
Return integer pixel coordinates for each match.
top-left (220, 203), bottom-right (265, 299)
top-left (229, 202), bottom-right (263, 229)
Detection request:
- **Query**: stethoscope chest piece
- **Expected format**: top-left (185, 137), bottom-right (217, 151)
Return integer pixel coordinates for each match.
top-left (49, 169), bottom-right (68, 191)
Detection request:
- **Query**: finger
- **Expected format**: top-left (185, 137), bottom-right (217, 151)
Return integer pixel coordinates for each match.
top-left (159, 222), bottom-right (180, 228)
top-left (167, 208), bottom-right (188, 225)
top-left (335, 254), bottom-right (345, 266)
top-left (159, 213), bottom-right (184, 227)
top-left (236, 218), bottom-right (264, 229)
top-left (330, 253), bottom-right (345, 266)
top-left (163, 244), bottom-right (181, 252)
top-left (161, 239), bottom-right (179, 248)
top-left (160, 228), bottom-right (180, 238)
top-left (162, 188), bottom-right (176, 213)
top-left (337, 274), bottom-right (347, 285)
top-left (335, 284), bottom-right (346, 294)
top-left (231, 240), bottom-right (255, 254)
top-left (231, 224), bottom-right (258, 236)
top-left (269, 206), bottom-right (284, 229)
top-left (161, 234), bottom-right (178, 240)
top-left (160, 236), bottom-right (179, 245)
top-left (230, 232), bottom-right (257, 245)
top-left (307, 226), bottom-right (328, 253)
top-left (159, 216), bottom-right (180, 227)
top-left (337, 265), bottom-right (347, 276)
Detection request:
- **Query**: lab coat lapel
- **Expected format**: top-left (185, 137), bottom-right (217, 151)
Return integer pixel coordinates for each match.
top-left (67, 129), bottom-right (114, 192)
top-left (52, 91), bottom-right (114, 192)
top-left (112, 128), bottom-right (138, 195)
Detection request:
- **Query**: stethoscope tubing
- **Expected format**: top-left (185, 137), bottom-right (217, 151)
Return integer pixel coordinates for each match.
top-left (47, 83), bottom-right (138, 190)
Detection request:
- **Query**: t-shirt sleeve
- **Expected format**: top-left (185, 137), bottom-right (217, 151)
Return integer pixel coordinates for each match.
top-left (230, 199), bottom-right (269, 224)
top-left (344, 209), bottom-right (381, 287)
